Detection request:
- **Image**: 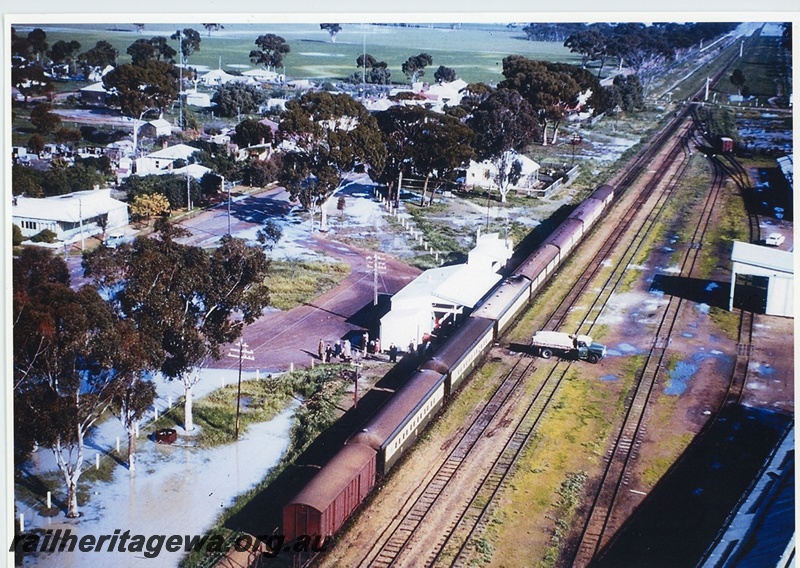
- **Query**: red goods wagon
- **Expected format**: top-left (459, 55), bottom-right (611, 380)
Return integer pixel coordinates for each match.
top-left (719, 137), bottom-right (734, 153)
top-left (283, 443), bottom-right (377, 541)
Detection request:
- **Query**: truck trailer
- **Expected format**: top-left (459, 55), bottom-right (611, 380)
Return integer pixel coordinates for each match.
top-left (530, 331), bottom-right (606, 363)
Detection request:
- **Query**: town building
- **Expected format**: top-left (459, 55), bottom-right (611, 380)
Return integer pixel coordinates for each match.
top-left (12, 188), bottom-right (129, 242)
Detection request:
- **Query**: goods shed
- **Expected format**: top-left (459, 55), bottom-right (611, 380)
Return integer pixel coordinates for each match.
top-left (729, 241), bottom-right (793, 317)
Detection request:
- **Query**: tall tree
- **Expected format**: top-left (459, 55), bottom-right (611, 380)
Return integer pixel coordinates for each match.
top-left (250, 34), bottom-right (291, 72)
top-left (433, 65), bottom-right (457, 84)
top-left (320, 24), bottom-right (342, 43)
top-left (103, 58), bottom-right (179, 117)
top-left (171, 28), bottom-right (201, 64)
top-left (564, 29), bottom-right (606, 69)
top-left (26, 28), bottom-right (48, 62)
top-left (211, 82), bottom-right (265, 117)
top-left (467, 88), bottom-right (539, 202)
top-left (30, 102), bottom-right (62, 134)
top-left (729, 68), bottom-right (747, 96)
top-left (46, 40), bottom-right (82, 74)
top-left (83, 224), bottom-right (271, 433)
top-left (401, 53), bottom-right (433, 82)
top-left (202, 23), bottom-right (224, 37)
top-left (13, 249), bottom-right (126, 517)
top-left (278, 92), bottom-right (386, 231)
top-left (79, 40), bottom-right (118, 69)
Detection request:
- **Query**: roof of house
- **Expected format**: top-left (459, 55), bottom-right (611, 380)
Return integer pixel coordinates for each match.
top-left (12, 189), bottom-right (127, 223)
top-left (80, 82), bottom-right (107, 93)
top-left (145, 118), bottom-right (171, 129)
top-left (145, 144), bottom-right (200, 161)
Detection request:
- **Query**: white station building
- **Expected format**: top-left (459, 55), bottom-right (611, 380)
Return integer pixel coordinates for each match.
top-left (380, 233), bottom-right (513, 348)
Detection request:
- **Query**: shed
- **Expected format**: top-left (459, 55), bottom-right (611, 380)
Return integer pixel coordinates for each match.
top-left (80, 82), bottom-right (108, 106)
top-left (12, 188), bottom-right (129, 242)
top-left (729, 241), bottom-right (793, 317)
top-left (134, 143), bottom-right (200, 175)
top-left (138, 118), bottom-right (172, 139)
top-left (379, 263), bottom-right (501, 349)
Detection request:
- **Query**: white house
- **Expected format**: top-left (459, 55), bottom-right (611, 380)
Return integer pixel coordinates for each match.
top-left (461, 151), bottom-right (541, 194)
top-left (12, 188), bottom-right (129, 242)
top-left (134, 143), bottom-right (201, 175)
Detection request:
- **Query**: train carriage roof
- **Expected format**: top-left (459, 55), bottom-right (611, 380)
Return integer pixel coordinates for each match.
top-left (286, 444), bottom-right (376, 512)
top-left (514, 243), bottom-right (560, 282)
top-left (422, 316), bottom-right (496, 372)
top-left (351, 370), bottom-right (446, 449)
top-left (545, 218), bottom-right (585, 250)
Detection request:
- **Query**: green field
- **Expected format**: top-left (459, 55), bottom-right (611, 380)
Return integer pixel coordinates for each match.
top-left (16, 22), bottom-right (580, 85)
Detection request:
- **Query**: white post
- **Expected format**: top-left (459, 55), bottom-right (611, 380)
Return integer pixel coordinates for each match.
top-left (154, 406), bottom-right (158, 420)
top-left (46, 491), bottom-right (52, 509)
top-left (167, 396), bottom-right (172, 409)
top-left (290, 362), bottom-right (294, 372)
top-left (256, 370), bottom-right (260, 380)
top-left (116, 436), bottom-right (120, 453)
top-left (95, 453), bottom-right (100, 470)
top-left (221, 375), bottom-right (225, 388)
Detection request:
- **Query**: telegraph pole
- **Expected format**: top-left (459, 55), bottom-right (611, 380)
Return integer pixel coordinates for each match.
top-left (227, 340), bottom-right (254, 439)
top-left (366, 253), bottom-right (386, 307)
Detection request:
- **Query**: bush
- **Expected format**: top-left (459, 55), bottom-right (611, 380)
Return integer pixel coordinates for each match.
top-left (12, 224), bottom-right (24, 246)
top-left (30, 229), bottom-right (57, 243)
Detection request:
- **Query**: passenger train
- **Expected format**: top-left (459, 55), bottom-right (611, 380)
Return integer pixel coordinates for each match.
top-left (283, 184), bottom-right (616, 544)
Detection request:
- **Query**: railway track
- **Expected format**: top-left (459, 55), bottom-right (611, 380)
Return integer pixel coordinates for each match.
top-left (357, 356), bottom-right (537, 568)
top-left (317, 32), bottom-right (758, 568)
top-left (571, 107), bottom-right (736, 567)
top-left (372, 105), bottom-right (701, 568)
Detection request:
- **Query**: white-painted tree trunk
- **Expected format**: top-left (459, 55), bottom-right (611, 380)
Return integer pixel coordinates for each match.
top-left (127, 427), bottom-right (137, 474)
top-left (320, 197), bottom-right (329, 231)
top-left (184, 383), bottom-right (194, 431)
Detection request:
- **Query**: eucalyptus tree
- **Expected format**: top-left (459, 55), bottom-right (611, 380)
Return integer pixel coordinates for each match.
top-left (401, 53), bottom-right (433, 82)
top-left (278, 92), bottom-right (386, 231)
top-left (82, 222), bottom-right (271, 432)
top-left (250, 34), bottom-right (291, 72)
top-left (467, 88), bottom-right (539, 202)
top-left (13, 248), bottom-right (153, 516)
top-left (320, 24), bottom-right (342, 43)
top-left (373, 105), bottom-right (474, 206)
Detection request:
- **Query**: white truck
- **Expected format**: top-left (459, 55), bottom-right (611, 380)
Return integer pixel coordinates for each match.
top-left (530, 330), bottom-right (606, 364)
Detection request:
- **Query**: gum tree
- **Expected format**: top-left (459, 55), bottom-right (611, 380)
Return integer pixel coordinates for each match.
top-left (278, 92), bottom-right (386, 232)
top-left (82, 222), bottom-right (271, 432)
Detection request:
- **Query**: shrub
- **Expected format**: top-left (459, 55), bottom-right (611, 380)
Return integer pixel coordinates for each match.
top-left (30, 229), bottom-right (57, 243)
top-left (12, 224), bottom-right (24, 246)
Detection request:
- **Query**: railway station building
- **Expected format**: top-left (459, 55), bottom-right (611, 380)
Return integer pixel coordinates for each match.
top-left (728, 241), bottom-right (793, 317)
top-left (380, 233), bottom-right (512, 348)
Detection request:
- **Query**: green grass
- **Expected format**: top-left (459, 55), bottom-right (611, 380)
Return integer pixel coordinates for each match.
top-left (267, 260), bottom-right (350, 310)
top-left (26, 23), bottom-right (580, 86)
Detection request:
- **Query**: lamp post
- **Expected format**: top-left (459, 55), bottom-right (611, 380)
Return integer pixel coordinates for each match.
top-left (227, 339), bottom-right (254, 439)
top-left (132, 107), bottom-right (159, 159)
